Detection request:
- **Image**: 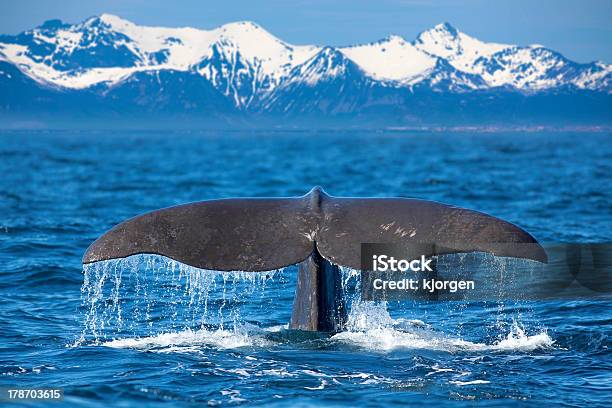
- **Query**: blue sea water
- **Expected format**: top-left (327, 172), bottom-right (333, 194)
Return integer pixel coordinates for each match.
top-left (0, 130), bottom-right (610, 407)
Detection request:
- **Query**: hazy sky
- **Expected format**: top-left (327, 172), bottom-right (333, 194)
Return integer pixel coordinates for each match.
top-left (1, 0), bottom-right (610, 63)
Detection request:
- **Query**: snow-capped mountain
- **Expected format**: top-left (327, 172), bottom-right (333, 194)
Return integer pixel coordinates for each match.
top-left (0, 14), bottom-right (320, 106)
top-left (414, 22), bottom-right (611, 91)
top-left (341, 35), bottom-right (437, 83)
top-left (260, 47), bottom-right (385, 115)
top-left (0, 15), bottom-right (610, 127)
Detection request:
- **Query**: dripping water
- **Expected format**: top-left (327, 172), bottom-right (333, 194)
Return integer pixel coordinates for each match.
top-left (335, 253), bottom-right (545, 346)
top-left (77, 253), bottom-right (549, 352)
top-left (78, 255), bottom-right (287, 345)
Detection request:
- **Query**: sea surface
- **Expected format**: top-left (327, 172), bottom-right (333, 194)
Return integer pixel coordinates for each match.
top-left (0, 130), bottom-right (610, 407)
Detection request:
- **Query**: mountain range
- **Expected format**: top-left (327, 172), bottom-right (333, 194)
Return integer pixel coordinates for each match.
top-left (0, 14), bottom-right (610, 128)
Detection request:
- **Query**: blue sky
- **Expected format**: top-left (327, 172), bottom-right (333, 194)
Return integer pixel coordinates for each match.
top-left (1, 0), bottom-right (610, 63)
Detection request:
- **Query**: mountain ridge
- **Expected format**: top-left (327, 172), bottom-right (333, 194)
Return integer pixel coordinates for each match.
top-left (0, 14), bottom-right (610, 127)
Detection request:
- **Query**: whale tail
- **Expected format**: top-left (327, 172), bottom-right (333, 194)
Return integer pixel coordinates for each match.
top-left (83, 186), bottom-right (547, 331)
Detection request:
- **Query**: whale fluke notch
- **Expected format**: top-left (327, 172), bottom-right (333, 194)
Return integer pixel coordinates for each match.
top-left (83, 186), bottom-right (547, 331)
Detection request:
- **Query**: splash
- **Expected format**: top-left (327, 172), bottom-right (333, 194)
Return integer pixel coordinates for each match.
top-left (78, 254), bottom-right (286, 345)
top-left (103, 325), bottom-right (276, 351)
top-left (334, 263), bottom-right (552, 353)
top-left (331, 318), bottom-right (553, 353)
top-left (78, 254), bottom-right (552, 354)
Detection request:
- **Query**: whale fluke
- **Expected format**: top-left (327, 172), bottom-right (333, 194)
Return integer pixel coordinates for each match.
top-left (83, 186), bottom-right (546, 268)
top-left (83, 194), bottom-right (314, 271)
top-left (83, 186), bottom-right (547, 331)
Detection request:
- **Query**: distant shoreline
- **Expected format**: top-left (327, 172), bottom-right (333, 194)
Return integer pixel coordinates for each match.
top-left (1, 125), bottom-right (610, 133)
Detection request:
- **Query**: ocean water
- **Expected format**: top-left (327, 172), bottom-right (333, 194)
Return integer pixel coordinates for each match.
top-left (0, 130), bottom-right (610, 407)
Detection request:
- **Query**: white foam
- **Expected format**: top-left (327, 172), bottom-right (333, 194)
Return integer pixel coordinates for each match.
top-left (490, 326), bottom-right (553, 351)
top-left (103, 327), bottom-right (274, 351)
top-left (450, 379), bottom-right (491, 386)
top-left (332, 323), bottom-right (552, 353)
top-left (259, 369), bottom-right (297, 378)
top-left (101, 319), bottom-right (552, 355)
top-left (304, 379), bottom-right (328, 390)
top-left (333, 301), bottom-right (553, 353)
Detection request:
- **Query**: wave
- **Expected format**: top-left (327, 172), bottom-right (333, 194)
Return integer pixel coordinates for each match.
top-left (103, 325), bottom-right (275, 351)
top-left (330, 325), bottom-right (552, 353)
top-left (331, 300), bottom-right (553, 353)
top-left (101, 311), bottom-right (552, 354)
